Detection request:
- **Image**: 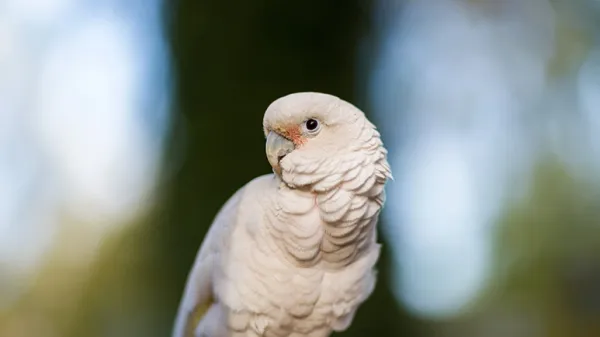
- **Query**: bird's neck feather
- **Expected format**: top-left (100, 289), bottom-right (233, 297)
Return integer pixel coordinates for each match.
top-left (268, 142), bottom-right (391, 269)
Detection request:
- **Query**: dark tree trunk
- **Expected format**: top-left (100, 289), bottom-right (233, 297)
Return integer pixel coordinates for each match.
top-left (156, 1), bottom-right (416, 336)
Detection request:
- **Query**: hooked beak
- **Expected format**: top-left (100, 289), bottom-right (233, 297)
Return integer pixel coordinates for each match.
top-left (265, 131), bottom-right (295, 176)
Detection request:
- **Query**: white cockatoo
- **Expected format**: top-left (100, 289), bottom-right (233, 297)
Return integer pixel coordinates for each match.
top-left (172, 92), bottom-right (392, 337)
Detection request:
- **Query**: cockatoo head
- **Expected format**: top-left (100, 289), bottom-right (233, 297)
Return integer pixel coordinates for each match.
top-left (263, 92), bottom-right (389, 190)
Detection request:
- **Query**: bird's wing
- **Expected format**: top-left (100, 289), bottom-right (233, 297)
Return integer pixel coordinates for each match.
top-left (171, 184), bottom-right (244, 337)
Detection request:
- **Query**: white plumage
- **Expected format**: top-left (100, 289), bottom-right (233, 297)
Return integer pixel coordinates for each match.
top-left (173, 92), bottom-right (392, 337)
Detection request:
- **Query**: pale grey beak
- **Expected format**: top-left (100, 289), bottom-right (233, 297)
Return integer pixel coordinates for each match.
top-left (265, 131), bottom-right (295, 175)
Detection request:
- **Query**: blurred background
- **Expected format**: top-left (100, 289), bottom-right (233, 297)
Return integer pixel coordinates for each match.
top-left (1, 0), bottom-right (600, 336)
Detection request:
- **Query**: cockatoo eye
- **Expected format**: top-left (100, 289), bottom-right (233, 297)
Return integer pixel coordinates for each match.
top-left (303, 118), bottom-right (321, 135)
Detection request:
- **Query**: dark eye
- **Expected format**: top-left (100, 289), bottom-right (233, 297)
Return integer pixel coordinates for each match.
top-left (305, 119), bottom-right (319, 131)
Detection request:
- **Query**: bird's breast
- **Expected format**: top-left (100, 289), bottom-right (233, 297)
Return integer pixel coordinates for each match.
top-left (213, 174), bottom-right (384, 336)
top-left (266, 181), bottom-right (381, 270)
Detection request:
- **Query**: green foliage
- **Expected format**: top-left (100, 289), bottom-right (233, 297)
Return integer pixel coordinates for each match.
top-left (479, 156), bottom-right (600, 336)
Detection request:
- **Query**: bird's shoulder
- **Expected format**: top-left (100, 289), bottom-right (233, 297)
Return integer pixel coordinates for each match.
top-left (238, 173), bottom-right (280, 202)
top-left (204, 173), bottom-right (279, 247)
